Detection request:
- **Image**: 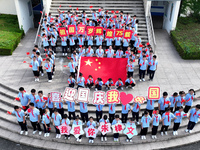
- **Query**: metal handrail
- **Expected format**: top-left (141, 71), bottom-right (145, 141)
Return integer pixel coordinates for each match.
top-left (34, 9), bottom-right (45, 46)
top-left (149, 10), bottom-right (156, 46)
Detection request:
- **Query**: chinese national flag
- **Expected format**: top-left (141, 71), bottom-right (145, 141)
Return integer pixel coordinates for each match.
top-left (115, 29), bottom-right (124, 37)
top-left (68, 25), bottom-right (76, 35)
top-left (77, 25), bottom-right (86, 35)
top-left (79, 57), bottom-right (128, 83)
top-left (58, 27), bottom-right (67, 37)
top-left (87, 26), bottom-right (94, 36)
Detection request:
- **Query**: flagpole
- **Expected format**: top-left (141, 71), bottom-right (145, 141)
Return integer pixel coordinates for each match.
top-left (77, 56), bottom-right (81, 81)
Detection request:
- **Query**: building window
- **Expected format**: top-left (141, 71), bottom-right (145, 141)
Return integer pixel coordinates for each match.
top-left (170, 3), bottom-right (173, 21)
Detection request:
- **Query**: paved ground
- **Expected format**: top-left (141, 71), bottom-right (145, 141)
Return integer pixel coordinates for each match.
top-left (0, 28), bottom-right (200, 99)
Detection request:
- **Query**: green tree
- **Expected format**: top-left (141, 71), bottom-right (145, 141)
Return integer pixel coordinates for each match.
top-left (180, 0), bottom-right (200, 22)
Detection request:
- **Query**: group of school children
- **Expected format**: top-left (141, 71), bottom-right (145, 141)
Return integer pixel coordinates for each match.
top-left (29, 7), bottom-right (158, 83)
top-left (11, 87), bottom-right (200, 143)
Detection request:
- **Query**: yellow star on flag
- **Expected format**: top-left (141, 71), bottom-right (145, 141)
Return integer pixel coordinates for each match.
top-left (85, 59), bottom-right (93, 66)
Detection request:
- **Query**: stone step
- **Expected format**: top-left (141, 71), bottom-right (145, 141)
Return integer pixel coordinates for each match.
top-left (50, 6), bottom-right (144, 9)
top-left (0, 109), bottom-right (200, 147)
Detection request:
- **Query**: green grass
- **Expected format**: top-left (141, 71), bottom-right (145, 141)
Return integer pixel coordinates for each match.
top-left (0, 14), bottom-right (24, 55)
top-left (171, 17), bottom-right (200, 59)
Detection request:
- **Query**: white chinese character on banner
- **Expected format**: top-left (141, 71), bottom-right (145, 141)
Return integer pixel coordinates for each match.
top-left (92, 91), bottom-right (105, 105)
top-left (77, 88), bottom-right (90, 103)
top-left (63, 88), bottom-right (77, 102)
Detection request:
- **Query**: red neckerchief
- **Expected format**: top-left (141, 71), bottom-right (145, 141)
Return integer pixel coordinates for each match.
top-left (71, 63), bottom-right (74, 69)
top-left (70, 102), bottom-right (72, 107)
top-left (40, 97), bottom-right (43, 102)
top-left (59, 103), bottom-right (61, 108)
top-left (83, 103), bottom-right (85, 109)
top-left (76, 121), bottom-right (78, 125)
top-left (193, 111), bottom-right (197, 117)
top-left (16, 109), bottom-right (21, 118)
top-left (71, 38), bottom-right (73, 43)
top-left (48, 98), bottom-right (51, 104)
top-left (155, 115), bottom-right (158, 122)
top-left (150, 100), bottom-right (152, 105)
top-left (173, 98), bottom-right (176, 104)
top-left (110, 104), bottom-right (113, 111)
top-left (163, 99), bottom-right (166, 106)
top-left (22, 93), bottom-right (24, 98)
top-left (124, 105), bottom-right (126, 110)
top-left (146, 117), bottom-right (148, 123)
top-left (136, 104), bottom-right (139, 109)
top-left (98, 105), bottom-right (100, 110)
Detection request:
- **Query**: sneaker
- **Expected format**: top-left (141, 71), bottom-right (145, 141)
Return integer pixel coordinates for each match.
top-left (176, 131), bottom-right (178, 135)
top-left (131, 87), bottom-right (134, 89)
top-left (35, 78), bottom-right (37, 82)
top-left (126, 139), bottom-right (129, 142)
top-left (95, 88), bottom-right (97, 91)
top-left (161, 132), bottom-right (163, 136)
top-left (37, 78), bottom-right (40, 82)
top-left (101, 137), bottom-right (104, 142)
top-left (82, 123), bottom-right (85, 125)
top-left (20, 131), bottom-right (24, 135)
top-left (68, 136), bottom-right (70, 140)
top-left (139, 79), bottom-right (142, 82)
top-left (114, 138), bottom-right (116, 142)
top-left (116, 138), bottom-right (119, 142)
top-left (154, 135), bottom-right (157, 139)
top-left (121, 87), bottom-right (123, 90)
top-left (137, 122), bottom-right (140, 125)
top-left (189, 130), bottom-right (192, 133)
top-left (91, 140), bottom-right (94, 143)
top-left (25, 131), bottom-right (28, 135)
top-left (152, 135), bottom-right (154, 139)
top-left (142, 78), bottom-right (145, 81)
top-left (41, 73), bottom-right (44, 76)
top-left (52, 76), bottom-right (54, 78)
top-left (104, 137), bottom-right (107, 141)
top-left (47, 133), bottom-right (50, 137)
top-left (130, 139), bottom-right (132, 142)
top-left (76, 138), bottom-right (79, 142)
top-left (185, 129), bottom-right (189, 132)
top-left (33, 130), bottom-right (37, 135)
top-left (39, 131), bottom-right (42, 135)
top-left (165, 131), bottom-right (168, 135)
top-left (173, 131), bottom-right (175, 136)
top-left (64, 137), bottom-right (67, 140)
top-left (58, 134), bottom-right (61, 138)
top-left (141, 136), bottom-right (144, 140)
top-left (63, 53), bottom-right (65, 56)
top-left (44, 133), bottom-right (47, 137)
top-left (65, 53), bottom-right (67, 56)
top-left (143, 136), bottom-right (146, 139)
top-left (48, 80), bottom-right (52, 83)
top-left (56, 134), bottom-right (59, 138)
top-left (79, 139), bottom-right (82, 142)
top-left (89, 139), bottom-right (91, 143)
top-left (126, 86), bottom-right (128, 89)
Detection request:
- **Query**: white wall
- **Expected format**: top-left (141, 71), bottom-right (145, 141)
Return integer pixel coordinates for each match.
top-left (0, 0), bottom-right (17, 15)
top-left (163, 1), bottom-right (181, 33)
top-left (43, 0), bottom-right (52, 15)
top-left (15, 0), bottom-right (34, 33)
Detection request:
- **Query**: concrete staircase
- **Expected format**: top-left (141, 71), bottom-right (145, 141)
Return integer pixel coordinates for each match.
top-left (45, 0), bottom-right (148, 55)
top-left (1, 82), bottom-right (200, 149)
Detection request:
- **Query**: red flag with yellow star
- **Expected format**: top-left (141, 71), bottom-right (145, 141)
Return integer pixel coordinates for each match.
top-left (79, 57), bottom-right (128, 83)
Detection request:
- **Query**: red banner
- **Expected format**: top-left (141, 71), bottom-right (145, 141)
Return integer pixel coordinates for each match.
top-left (105, 29), bottom-right (114, 39)
top-left (79, 57), bottom-right (127, 83)
top-left (123, 30), bottom-right (132, 39)
top-left (77, 25), bottom-right (86, 35)
top-left (68, 25), bottom-right (76, 35)
top-left (58, 28), bottom-right (67, 37)
top-left (95, 27), bottom-right (103, 36)
top-left (87, 26), bottom-right (95, 36)
top-left (115, 29), bottom-right (124, 37)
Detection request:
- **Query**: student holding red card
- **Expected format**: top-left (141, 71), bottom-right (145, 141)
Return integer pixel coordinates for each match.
top-left (185, 105), bottom-right (200, 133)
top-left (12, 106), bottom-right (28, 135)
top-left (158, 92), bottom-right (171, 115)
top-left (169, 92), bottom-right (178, 113)
top-left (17, 87), bottom-right (29, 111)
top-left (151, 108), bottom-right (161, 139)
top-left (44, 58), bottom-right (53, 82)
top-left (161, 108), bottom-right (177, 136)
top-left (175, 91), bottom-right (186, 111)
top-left (36, 91), bottom-right (47, 118)
top-left (173, 106), bottom-right (186, 135)
top-left (30, 56), bottom-right (39, 82)
top-left (26, 102), bottom-right (42, 135)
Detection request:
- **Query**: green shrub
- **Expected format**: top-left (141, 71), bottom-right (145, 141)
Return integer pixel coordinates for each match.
top-left (171, 17), bottom-right (200, 59)
top-left (0, 14), bottom-right (24, 55)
